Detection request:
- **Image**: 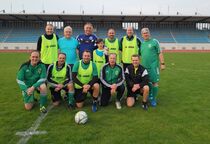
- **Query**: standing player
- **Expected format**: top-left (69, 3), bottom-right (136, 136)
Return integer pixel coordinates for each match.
top-left (140, 28), bottom-right (165, 107)
top-left (47, 53), bottom-right (75, 108)
top-left (104, 28), bottom-right (121, 64)
top-left (77, 23), bottom-right (97, 59)
top-left (16, 51), bottom-right (48, 113)
top-left (125, 55), bottom-right (149, 110)
top-left (93, 38), bottom-right (108, 76)
top-left (58, 26), bottom-right (79, 69)
top-left (100, 53), bottom-right (125, 109)
top-left (37, 24), bottom-right (59, 69)
top-left (120, 26), bottom-right (141, 70)
top-left (72, 50), bottom-right (99, 112)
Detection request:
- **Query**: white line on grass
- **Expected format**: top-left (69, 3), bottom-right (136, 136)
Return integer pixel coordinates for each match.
top-left (16, 131), bottom-right (47, 136)
top-left (16, 105), bottom-right (54, 144)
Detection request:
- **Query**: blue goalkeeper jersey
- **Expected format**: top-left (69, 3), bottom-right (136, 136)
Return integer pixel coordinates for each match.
top-left (76, 34), bottom-right (97, 59)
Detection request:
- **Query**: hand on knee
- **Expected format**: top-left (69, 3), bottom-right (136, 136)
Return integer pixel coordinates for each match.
top-left (24, 104), bottom-right (33, 110)
top-left (127, 97), bottom-right (134, 107)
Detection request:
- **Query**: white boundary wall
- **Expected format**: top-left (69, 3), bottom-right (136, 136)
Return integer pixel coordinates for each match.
top-left (0, 43), bottom-right (36, 50)
top-left (0, 43), bottom-right (210, 50)
top-left (160, 43), bottom-right (210, 50)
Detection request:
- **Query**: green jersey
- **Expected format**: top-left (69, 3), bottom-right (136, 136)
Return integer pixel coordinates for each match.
top-left (16, 61), bottom-right (47, 92)
top-left (140, 38), bottom-right (161, 69)
top-left (100, 63), bottom-right (125, 87)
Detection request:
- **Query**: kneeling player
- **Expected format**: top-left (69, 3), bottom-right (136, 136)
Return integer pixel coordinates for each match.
top-left (47, 53), bottom-right (75, 108)
top-left (72, 50), bottom-right (99, 112)
top-left (100, 53), bottom-right (125, 109)
top-left (125, 54), bottom-right (149, 110)
top-left (16, 50), bottom-right (48, 113)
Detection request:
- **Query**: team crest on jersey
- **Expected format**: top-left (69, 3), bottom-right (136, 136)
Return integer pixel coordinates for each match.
top-left (115, 71), bottom-right (119, 75)
top-left (38, 68), bottom-right (42, 74)
top-left (148, 44), bottom-right (152, 48)
top-left (89, 36), bottom-right (93, 40)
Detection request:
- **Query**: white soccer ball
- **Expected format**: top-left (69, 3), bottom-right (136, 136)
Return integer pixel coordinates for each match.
top-left (75, 111), bottom-right (88, 124)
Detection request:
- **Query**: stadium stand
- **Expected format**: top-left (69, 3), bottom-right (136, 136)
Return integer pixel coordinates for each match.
top-left (1, 14), bottom-right (210, 50)
top-left (0, 28), bottom-right (44, 43)
top-left (1, 27), bottom-right (210, 43)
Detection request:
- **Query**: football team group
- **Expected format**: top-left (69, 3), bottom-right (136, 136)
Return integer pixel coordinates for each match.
top-left (16, 22), bottom-right (165, 113)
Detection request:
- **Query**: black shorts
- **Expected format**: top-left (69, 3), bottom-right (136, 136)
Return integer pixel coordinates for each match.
top-left (74, 88), bottom-right (93, 103)
top-left (127, 87), bottom-right (143, 98)
top-left (50, 87), bottom-right (68, 102)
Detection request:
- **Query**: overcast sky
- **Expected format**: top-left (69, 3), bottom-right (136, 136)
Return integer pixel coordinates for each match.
top-left (0, 0), bottom-right (210, 16)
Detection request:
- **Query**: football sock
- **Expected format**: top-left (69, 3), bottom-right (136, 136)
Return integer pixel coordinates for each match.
top-left (116, 93), bottom-right (122, 102)
top-left (153, 86), bottom-right (159, 100)
top-left (40, 93), bottom-right (47, 107)
top-left (148, 82), bottom-right (154, 100)
top-left (68, 91), bottom-right (75, 105)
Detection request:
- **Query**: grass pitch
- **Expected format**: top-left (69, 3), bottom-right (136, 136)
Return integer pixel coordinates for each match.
top-left (0, 52), bottom-right (210, 144)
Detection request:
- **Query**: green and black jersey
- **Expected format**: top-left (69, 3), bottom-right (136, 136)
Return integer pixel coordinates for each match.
top-left (100, 63), bottom-right (125, 87)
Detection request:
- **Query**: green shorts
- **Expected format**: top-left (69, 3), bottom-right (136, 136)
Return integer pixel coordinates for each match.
top-left (22, 91), bottom-right (35, 104)
top-left (147, 67), bottom-right (160, 83)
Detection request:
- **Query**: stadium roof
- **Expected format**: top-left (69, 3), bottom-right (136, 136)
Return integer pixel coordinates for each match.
top-left (1, 13), bottom-right (210, 22)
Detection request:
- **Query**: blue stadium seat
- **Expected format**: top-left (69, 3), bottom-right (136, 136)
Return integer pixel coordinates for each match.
top-left (0, 27), bottom-right (210, 43)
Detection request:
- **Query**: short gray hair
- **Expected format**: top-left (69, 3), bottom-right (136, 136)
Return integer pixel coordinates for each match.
top-left (64, 26), bottom-right (72, 32)
top-left (141, 28), bottom-right (150, 34)
top-left (109, 53), bottom-right (117, 58)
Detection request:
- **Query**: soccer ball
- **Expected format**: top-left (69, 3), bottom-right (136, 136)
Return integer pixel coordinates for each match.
top-left (75, 111), bottom-right (88, 124)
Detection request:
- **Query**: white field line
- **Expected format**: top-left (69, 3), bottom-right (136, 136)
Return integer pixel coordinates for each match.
top-left (16, 131), bottom-right (47, 137)
top-left (16, 105), bottom-right (54, 144)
